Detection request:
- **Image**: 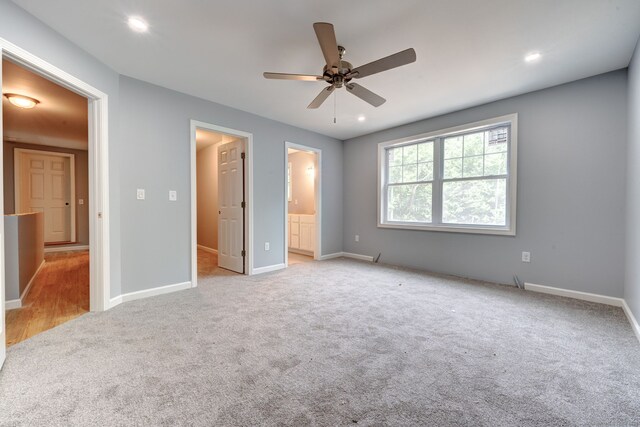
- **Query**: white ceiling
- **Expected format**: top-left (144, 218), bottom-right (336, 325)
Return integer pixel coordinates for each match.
top-left (2, 59), bottom-right (88, 149)
top-left (12, 0), bottom-right (640, 140)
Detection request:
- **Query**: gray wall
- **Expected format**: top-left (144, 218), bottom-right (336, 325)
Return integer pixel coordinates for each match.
top-left (196, 143), bottom-right (218, 250)
top-left (288, 151), bottom-right (316, 215)
top-left (4, 212), bottom-right (44, 301)
top-left (625, 39), bottom-right (640, 321)
top-left (344, 70), bottom-right (628, 297)
top-left (3, 141), bottom-right (89, 245)
top-left (118, 76), bottom-right (342, 293)
top-left (0, 0), bottom-right (122, 298)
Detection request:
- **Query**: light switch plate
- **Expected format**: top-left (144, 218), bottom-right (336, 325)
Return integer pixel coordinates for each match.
top-left (169, 190), bottom-right (177, 201)
top-left (137, 189), bottom-right (145, 200)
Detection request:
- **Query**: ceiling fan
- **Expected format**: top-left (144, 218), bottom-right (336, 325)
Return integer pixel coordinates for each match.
top-left (263, 22), bottom-right (417, 109)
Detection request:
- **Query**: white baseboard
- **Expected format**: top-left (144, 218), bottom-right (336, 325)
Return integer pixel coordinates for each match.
top-left (21, 259), bottom-right (45, 301)
top-left (524, 282), bottom-right (623, 306)
top-left (5, 259), bottom-right (45, 310)
top-left (197, 244), bottom-right (218, 254)
top-left (622, 300), bottom-right (640, 343)
top-left (319, 252), bottom-right (344, 260)
top-left (44, 244), bottom-right (89, 253)
top-left (5, 299), bottom-right (21, 310)
top-left (252, 263), bottom-right (286, 274)
top-left (342, 252), bottom-right (374, 262)
top-left (525, 282), bottom-right (640, 344)
top-left (109, 281), bottom-right (192, 308)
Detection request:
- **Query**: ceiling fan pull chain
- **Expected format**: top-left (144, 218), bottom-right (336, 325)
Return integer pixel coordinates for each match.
top-left (334, 91), bottom-right (337, 124)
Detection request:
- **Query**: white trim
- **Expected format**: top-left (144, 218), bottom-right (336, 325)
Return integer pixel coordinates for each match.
top-left (284, 142), bottom-right (322, 268)
top-left (342, 252), bottom-right (374, 262)
top-left (5, 299), bottom-right (21, 310)
top-left (4, 259), bottom-right (45, 310)
top-left (190, 120), bottom-right (254, 286)
top-left (109, 281), bottom-right (192, 308)
top-left (0, 37), bottom-right (111, 314)
top-left (44, 244), bottom-right (90, 253)
top-left (377, 113), bottom-right (518, 236)
top-left (197, 244), bottom-right (218, 254)
top-left (524, 282), bottom-right (623, 306)
top-left (252, 263), bottom-right (286, 275)
top-left (14, 148), bottom-right (77, 243)
top-left (318, 252), bottom-right (344, 260)
top-left (622, 300), bottom-right (640, 343)
top-left (20, 259), bottom-right (45, 301)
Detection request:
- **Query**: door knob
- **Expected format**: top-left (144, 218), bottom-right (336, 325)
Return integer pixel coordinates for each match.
top-left (65, 202), bottom-right (70, 206)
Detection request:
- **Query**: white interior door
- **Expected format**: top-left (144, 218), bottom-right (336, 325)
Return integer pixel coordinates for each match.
top-left (18, 152), bottom-right (73, 243)
top-left (218, 139), bottom-right (244, 273)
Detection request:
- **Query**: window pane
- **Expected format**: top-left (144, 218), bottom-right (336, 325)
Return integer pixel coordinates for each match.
top-left (484, 152), bottom-right (508, 176)
top-left (388, 147), bottom-right (403, 166)
top-left (403, 145), bottom-right (417, 165)
top-left (443, 158), bottom-right (462, 179)
top-left (463, 132), bottom-right (484, 156)
top-left (417, 162), bottom-right (433, 181)
top-left (388, 183), bottom-right (432, 222)
top-left (485, 127), bottom-right (508, 154)
top-left (444, 136), bottom-right (463, 159)
top-left (418, 141), bottom-right (433, 162)
top-left (388, 166), bottom-right (402, 184)
top-left (463, 155), bottom-right (483, 177)
top-left (403, 164), bottom-right (417, 182)
top-left (442, 178), bottom-right (507, 226)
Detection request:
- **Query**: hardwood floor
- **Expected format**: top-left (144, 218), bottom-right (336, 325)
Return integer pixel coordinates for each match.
top-left (5, 251), bottom-right (89, 347)
top-left (197, 248), bottom-right (238, 277)
top-left (288, 252), bottom-right (313, 265)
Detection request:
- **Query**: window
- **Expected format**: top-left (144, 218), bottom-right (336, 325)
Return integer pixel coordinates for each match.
top-left (378, 114), bottom-right (517, 235)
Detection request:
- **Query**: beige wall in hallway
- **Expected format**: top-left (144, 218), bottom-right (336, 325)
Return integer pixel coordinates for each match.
top-left (196, 144), bottom-right (218, 250)
top-left (288, 151), bottom-right (315, 215)
top-left (3, 141), bottom-right (89, 245)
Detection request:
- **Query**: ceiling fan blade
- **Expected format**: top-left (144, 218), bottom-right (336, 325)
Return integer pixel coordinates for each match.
top-left (263, 72), bottom-right (323, 81)
top-left (346, 83), bottom-right (386, 107)
top-left (349, 48), bottom-right (416, 79)
top-left (313, 22), bottom-right (340, 69)
top-left (307, 85), bottom-right (335, 109)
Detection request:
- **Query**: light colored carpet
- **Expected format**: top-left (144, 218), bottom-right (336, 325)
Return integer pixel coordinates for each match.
top-left (0, 258), bottom-right (638, 426)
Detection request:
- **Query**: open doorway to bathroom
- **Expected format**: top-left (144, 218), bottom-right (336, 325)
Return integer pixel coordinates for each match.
top-left (285, 142), bottom-right (321, 266)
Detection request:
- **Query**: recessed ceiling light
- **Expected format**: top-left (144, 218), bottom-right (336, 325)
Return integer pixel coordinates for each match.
top-left (357, 115), bottom-right (366, 122)
top-left (525, 52), bottom-right (541, 63)
top-left (4, 93), bottom-right (39, 109)
top-left (128, 16), bottom-right (149, 33)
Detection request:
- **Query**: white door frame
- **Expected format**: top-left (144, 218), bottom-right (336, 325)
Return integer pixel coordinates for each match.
top-left (284, 141), bottom-right (322, 266)
top-left (0, 37), bottom-right (111, 323)
top-left (14, 148), bottom-right (77, 243)
top-left (190, 120), bottom-right (254, 286)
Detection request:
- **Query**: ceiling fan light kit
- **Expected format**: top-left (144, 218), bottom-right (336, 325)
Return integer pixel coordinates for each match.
top-left (263, 22), bottom-right (416, 110)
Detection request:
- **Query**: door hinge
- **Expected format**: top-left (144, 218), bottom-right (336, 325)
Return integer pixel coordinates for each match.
top-left (241, 250), bottom-right (246, 257)
top-left (241, 201), bottom-right (246, 208)
top-left (241, 152), bottom-right (246, 160)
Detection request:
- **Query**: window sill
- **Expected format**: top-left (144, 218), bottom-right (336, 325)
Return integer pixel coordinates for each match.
top-left (378, 222), bottom-right (515, 236)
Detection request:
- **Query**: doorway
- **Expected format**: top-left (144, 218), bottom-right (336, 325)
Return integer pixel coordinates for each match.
top-left (284, 142), bottom-right (321, 267)
top-left (190, 121), bottom-right (254, 284)
top-left (1, 39), bottom-right (110, 365)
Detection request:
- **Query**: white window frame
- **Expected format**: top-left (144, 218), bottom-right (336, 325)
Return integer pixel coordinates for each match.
top-left (377, 113), bottom-right (518, 236)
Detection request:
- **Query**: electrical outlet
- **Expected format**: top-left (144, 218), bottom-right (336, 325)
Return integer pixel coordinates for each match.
top-left (355, 235), bottom-right (360, 242)
top-left (169, 190), bottom-right (177, 201)
top-left (136, 189), bottom-right (145, 200)
top-left (78, 199), bottom-right (84, 205)
top-left (265, 242), bottom-right (270, 251)
top-left (522, 251), bottom-right (531, 263)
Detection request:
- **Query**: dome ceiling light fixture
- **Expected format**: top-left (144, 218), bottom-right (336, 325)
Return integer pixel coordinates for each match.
top-left (4, 93), bottom-right (40, 109)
